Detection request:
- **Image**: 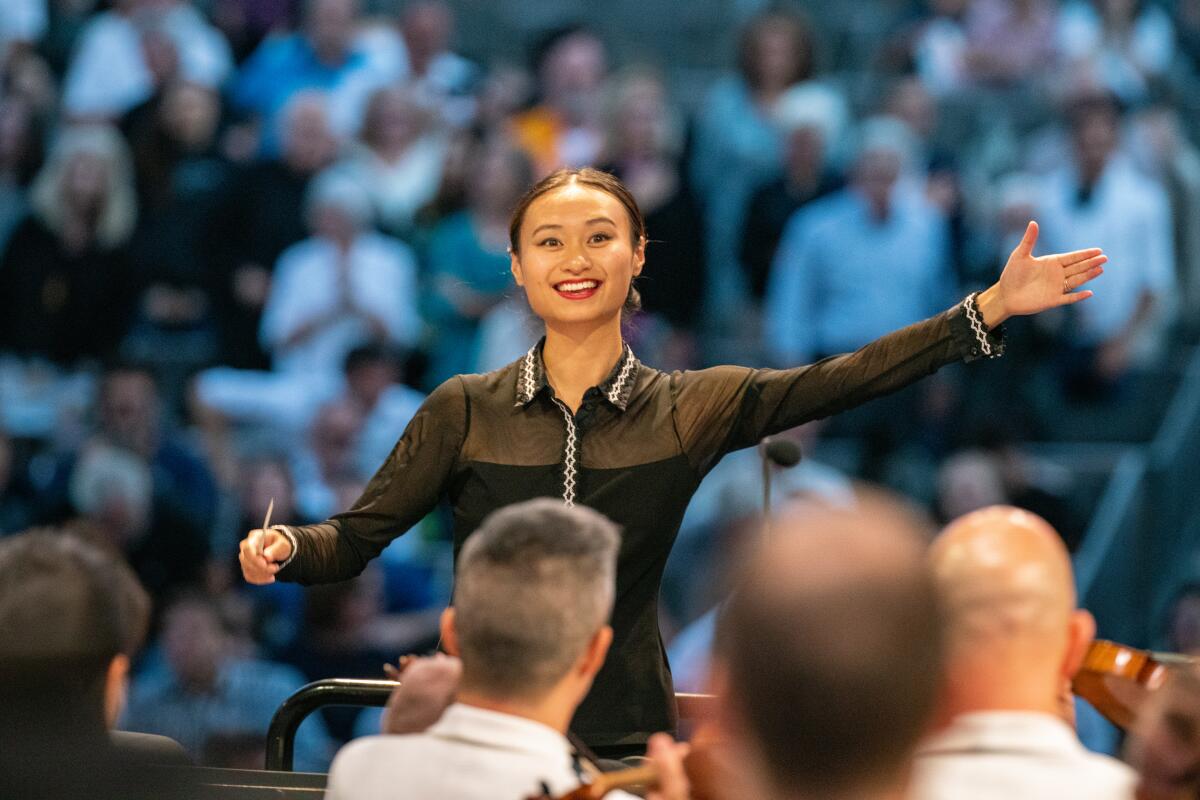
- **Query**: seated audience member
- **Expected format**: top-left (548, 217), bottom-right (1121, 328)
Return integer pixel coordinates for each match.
top-left (0, 124), bottom-right (137, 366)
top-left (200, 169), bottom-right (422, 432)
top-left (0, 530), bottom-right (189, 799)
top-left (739, 81), bottom-right (844, 302)
top-left (230, 0), bottom-right (402, 151)
top-left (325, 499), bottom-right (687, 800)
top-left (764, 115), bottom-right (955, 366)
top-left (910, 505), bottom-right (1137, 799)
top-left (1036, 92), bottom-right (1175, 398)
top-left (509, 25), bottom-right (609, 174)
top-left (1126, 663), bottom-right (1200, 800)
top-left (423, 137), bottom-right (529, 387)
top-left (338, 85), bottom-right (447, 237)
top-left (211, 92), bottom-right (339, 369)
top-left (122, 592), bottom-right (335, 771)
top-left (711, 493), bottom-right (945, 800)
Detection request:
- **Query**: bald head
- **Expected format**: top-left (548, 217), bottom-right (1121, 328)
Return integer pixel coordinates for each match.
top-left (716, 492), bottom-right (943, 798)
top-left (933, 506), bottom-right (1076, 652)
top-left (930, 506), bottom-right (1094, 717)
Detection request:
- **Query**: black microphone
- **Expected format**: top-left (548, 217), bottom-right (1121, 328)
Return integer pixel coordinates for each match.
top-left (764, 438), bottom-right (802, 468)
top-left (760, 436), bottom-right (803, 519)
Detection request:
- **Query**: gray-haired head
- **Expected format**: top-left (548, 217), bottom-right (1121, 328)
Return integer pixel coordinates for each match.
top-left (851, 115), bottom-right (920, 175)
top-left (305, 168), bottom-right (374, 232)
top-left (453, 499), bottom-right (620, 699)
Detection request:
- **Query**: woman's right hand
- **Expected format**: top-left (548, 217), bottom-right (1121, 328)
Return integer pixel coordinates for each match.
top-left (238, 528), bottom-right (293, 585)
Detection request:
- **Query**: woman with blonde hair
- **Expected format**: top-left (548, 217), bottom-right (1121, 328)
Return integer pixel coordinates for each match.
top-left (0, 125), bottom-right (137, 364)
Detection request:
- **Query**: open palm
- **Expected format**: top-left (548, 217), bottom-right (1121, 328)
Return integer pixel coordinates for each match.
top-left (997, 221), bottom-right (1107, 318)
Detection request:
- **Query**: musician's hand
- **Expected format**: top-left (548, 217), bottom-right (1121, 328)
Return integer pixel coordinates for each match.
top-left (645, 733), bottom-right (690, 800)
top-left (381, 653), bottom-right (462, 735)
top-left (238, 527), bottom-right (292, 585)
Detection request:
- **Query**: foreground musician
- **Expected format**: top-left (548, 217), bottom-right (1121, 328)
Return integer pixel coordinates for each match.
top-left (324, 499), bottom-right (688, 800)
top-left (910, 506), bottom-right (1136, 799)
top-left (710, 492), bottom-right (944, 800)
top-left (240, 165), bottom-right (1106, 755)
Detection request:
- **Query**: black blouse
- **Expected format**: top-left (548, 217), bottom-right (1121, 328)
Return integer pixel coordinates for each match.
top-left (277, 298), bottom-right (1003, 747)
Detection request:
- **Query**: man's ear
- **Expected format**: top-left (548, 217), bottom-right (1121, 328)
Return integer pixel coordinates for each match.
top-left (1062, 609), bottom-right (1097, 680)
top-left (579, 625), bottom-right (613, 680)
top-left (440, 607), bottom-right (460, 657)
top-left (509, 250), bottom-right (525, 287)
top-left (104, 653), bottom-right (131, 729)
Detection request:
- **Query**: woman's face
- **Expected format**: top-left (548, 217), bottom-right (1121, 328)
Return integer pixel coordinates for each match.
top-left (510, 184), bottom-right (643, 330)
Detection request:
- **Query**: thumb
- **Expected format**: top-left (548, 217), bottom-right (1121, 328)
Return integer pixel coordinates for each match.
top-left (263, 532), bottom-right (292, 563)
top-left (1015, 220), bottom-right (1038, 257)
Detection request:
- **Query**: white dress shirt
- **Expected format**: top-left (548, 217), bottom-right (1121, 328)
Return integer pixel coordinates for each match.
top-left (1036, 156), bottom-right (1175, 349)
top-left (909, 711), bottom-right (1136, 800)
top-left (325, 703), bottom-right (637, 800)
top-left (260, 232), bottom-right (422, 379)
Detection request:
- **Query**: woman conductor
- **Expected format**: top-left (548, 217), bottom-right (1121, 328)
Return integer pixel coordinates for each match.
top-left (239, 167), bottom-right (1106, 756)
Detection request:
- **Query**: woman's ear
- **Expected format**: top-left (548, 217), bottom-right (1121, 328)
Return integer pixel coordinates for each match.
top-left (633, 237), bottom-right (646, 277)
top-left (509, 249), bottom-right (525, 287)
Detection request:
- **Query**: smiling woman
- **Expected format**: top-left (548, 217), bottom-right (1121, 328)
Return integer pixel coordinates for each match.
top-left (238, 167), bottom-right (1108, 759)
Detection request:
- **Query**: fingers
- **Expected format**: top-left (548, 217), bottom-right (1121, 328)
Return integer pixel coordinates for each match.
top-left (1053, 247), bottom-right (1105, 268)
top-left (238, 529), bottom-right (280, 585)
top-left (1058, 289), bottom-right (1094, 305)
top-left (1064, 263), bottom-right (1105, 292)
top-left (262, 532), bottom-right (293, 562)
top-left (646, 733), bottom-right (690, 800)
top-left (1063, 254), bottom-right (1107, 277)
top-left (1015, 220), bottom-right (1038, 257)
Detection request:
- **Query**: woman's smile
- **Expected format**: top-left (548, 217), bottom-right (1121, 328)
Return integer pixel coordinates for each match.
top-left (553, 278), bottom-right (603, 300)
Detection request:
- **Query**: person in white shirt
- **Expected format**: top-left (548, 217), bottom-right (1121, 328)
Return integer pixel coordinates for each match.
top-left (910, 505), bottom-right (1137, 800)
top-left (1036, 93), bottom-right (1175, 394)
top-left (324, 499), bottom-right (688, 800)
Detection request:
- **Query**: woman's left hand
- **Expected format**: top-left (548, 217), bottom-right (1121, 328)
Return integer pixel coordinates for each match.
top-left (980, 221), bottom-right (1107, 328)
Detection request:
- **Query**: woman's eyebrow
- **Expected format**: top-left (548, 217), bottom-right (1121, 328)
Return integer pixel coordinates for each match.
top-left (586, 216), bottom-right (617, 226)
top-left (531, 223), bottom-right (563, 235)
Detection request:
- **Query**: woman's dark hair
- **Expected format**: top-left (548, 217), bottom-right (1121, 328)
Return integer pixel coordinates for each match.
top-left (737, 10), bottom-right (815, 92)
top-left (508, 167), bottom-right (645, 318)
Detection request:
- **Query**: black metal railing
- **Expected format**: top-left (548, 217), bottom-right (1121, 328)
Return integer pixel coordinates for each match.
top-left (266, 677), bottom-right (717, 771)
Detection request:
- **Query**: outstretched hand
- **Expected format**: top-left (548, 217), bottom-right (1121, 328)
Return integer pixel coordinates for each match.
top-left (982, 221), bottom-right (1107, 327)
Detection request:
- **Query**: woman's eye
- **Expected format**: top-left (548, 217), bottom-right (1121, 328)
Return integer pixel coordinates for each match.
top-left (589, 232), bottom-right (613, 244)
top-left (537, 238), bottom-right (561, 247)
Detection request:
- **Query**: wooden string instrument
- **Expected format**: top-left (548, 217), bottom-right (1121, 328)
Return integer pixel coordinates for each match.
top-left (1071, 639), bottom-right (1198, 730)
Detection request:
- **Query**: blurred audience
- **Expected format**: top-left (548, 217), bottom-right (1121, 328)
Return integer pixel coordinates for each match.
top-left (122, 592), bottom-right (334, 770)
top-left (604, 69), bottom-right (705, 361)
top-left (230, 0), bottom-right (399, 152)
top-left (213, 91), bottom-right (338, 369)
top-left (62, 0), bottom-right (232, 121)
top-left (910, 505), bottom-right (1136, 799)
top-left (510, 25), bottom-right (609, 174)
top-left (739, 81), bottom-right (845, 302)
top-left (423, 136), bottom-right (528, 385)
top-left (691, 8), bottom-right (816, 317)
top-left (1036, 92), bottom-right (1175, 398)
top-left (0, 125), bottom-right (136, 365)
top-left (339, 84), bottom-right (445, 238)
top-left (765, 115), bottom-right (953, 365)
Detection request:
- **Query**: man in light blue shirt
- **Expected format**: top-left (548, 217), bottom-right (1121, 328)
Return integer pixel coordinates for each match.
top-left (764, 117), bottom-right (957, 366)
